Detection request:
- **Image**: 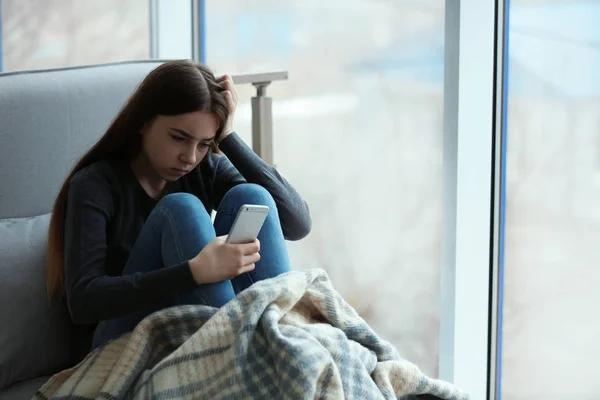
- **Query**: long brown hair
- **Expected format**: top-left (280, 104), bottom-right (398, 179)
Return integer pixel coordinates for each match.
top-left (47, 60), bottom-right (229, 298)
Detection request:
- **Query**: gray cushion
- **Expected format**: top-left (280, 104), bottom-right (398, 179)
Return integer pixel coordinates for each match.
top-left (0, 214), bottom-right (72, 389)
top-left (0, 61), bottom-right (163, 219)
top-left (0, 376), bottom-right (51, 400)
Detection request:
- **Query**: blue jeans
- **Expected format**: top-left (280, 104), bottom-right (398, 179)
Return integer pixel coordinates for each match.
top-left (91, 183), bottom-right (291, 349)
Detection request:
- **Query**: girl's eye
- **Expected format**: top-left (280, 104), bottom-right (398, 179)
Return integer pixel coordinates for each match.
top-left (198, 143), bottom-right (211, 149)
top-left (170, 135), bottom-right (185, 142)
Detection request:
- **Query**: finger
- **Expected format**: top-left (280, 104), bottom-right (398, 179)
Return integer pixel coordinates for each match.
top-left (242, 252), bottom-right (260, 266)
top-left (226, 78), bottom-right (237, 101)
top-left (231, 82), bottom-right (238, 102)
top-left (240, 240), bottom-right (260, 255)
top-left (219, 75), bottom-right (237, 100)
top-left (223, 90), bottom-right (233, 106)
top-left (220, 79), bottom-right (232, 90)
top-left (237, 263), bottom-right (255, 275)
top-left (219, 75), bottom-right (233, 89)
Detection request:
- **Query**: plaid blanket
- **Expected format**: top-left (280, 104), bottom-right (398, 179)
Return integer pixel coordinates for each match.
top-left (34, 269), bottom-right (469, 400)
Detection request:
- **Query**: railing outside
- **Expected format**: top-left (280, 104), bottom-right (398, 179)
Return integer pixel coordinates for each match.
top-left (231, 71), bottom-right (288, 167)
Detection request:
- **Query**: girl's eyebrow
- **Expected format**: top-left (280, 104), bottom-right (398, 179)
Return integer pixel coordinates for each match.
top-left (170, 128), bottom-right (193, 139)
top-left (170, 128), bottom-right (215, 142)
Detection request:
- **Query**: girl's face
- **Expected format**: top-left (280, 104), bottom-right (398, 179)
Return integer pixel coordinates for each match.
top-left (140, 111), bottom-right (219, 181)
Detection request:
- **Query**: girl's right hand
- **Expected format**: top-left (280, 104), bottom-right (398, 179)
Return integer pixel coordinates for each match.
top-left (189, 236), bottom-right (260, 284)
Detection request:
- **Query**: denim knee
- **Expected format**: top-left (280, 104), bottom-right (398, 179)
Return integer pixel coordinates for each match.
top-left (223, 184), bottom-right (276, 209)
top-left (154, 193), bottom-right (211, 226)
top-left (158, 192), bottom-right (202, 210)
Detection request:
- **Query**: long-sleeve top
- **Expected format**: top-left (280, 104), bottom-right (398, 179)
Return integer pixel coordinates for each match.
top-left (64, 132), bottom-right (311, 324)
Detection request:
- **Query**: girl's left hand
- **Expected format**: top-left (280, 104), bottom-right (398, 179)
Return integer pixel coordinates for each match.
top-left (218, 74), bottom-right (238, 140)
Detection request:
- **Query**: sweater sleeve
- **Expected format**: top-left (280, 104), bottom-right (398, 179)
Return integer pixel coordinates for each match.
top-left (63, 168), bottom-right (197, 324)
top-left (212, 132), bottom-right (312, 241)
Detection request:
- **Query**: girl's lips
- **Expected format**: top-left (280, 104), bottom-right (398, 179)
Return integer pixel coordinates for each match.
top-left (170, 168), bottom-right (188, 176)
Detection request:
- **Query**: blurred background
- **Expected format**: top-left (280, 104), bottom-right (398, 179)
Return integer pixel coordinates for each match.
top-left (502, 2), bottom-right (600, 399)
top-left (2, 1), bottom-right (599, 399)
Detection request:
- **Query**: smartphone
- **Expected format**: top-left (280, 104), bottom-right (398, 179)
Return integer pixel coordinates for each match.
top-left (225, 204), bottom-right (269, 244)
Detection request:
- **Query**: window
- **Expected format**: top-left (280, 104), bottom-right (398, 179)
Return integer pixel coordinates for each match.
top-left (207, 0), bottom-right (446, 377)
top-left (0, 0), bottom-right (510, 395)
top-left (0, 0), bottom-right (149, 72)
top-left (500, 1), bottom-right (600, 398)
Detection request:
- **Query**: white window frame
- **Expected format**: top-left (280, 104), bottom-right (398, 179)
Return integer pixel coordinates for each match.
top-left (152, 1), bottom-right (507, 398)
top-left (149, 0), bottom-right (194, 60)
top-left (440, 0), bottom-right (505, 399)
